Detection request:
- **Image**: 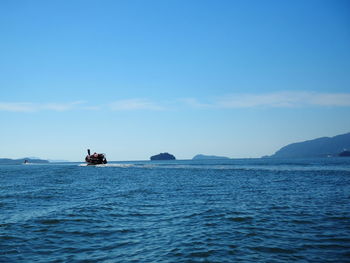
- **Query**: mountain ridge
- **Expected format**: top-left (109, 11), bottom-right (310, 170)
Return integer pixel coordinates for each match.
top-left (270, 132), bottom-right (350, 158)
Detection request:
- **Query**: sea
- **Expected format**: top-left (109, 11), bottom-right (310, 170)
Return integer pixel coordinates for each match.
top-left (1, 158), bottom-right (350, 263)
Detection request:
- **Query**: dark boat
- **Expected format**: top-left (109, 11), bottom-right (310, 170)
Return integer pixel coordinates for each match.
top-left (85, 149), bottom-right (107, 165)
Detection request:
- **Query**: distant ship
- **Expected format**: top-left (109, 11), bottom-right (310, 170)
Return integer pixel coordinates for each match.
top-left (85, 149), bottom-right (107, 165)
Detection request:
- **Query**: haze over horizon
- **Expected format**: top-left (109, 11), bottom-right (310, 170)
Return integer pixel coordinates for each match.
top-left (1, 0), bottom-right (350, 161)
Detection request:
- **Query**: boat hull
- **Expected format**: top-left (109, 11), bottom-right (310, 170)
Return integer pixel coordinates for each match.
top-left (85, 153), bottom-right (107, 165)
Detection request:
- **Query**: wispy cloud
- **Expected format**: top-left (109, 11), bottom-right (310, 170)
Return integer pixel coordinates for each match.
top-left (41, 101), bottom-right (85, 111)
top-left (0, 102), bottom-right (36, 112)
top-left (182, 92), bottom-right (350, 109)
top-left (0, 101), bottom-right (85, 112)
top-left (307, 92), bottom-right (350, 107)
top-left (179, 98), bottom-right (212, 109)
top-left (109, 99), bottom-right (164, 111)
top-left (1, 92), bottom-right (349, 113)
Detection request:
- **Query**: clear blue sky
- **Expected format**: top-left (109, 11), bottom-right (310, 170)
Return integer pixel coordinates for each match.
top-left (1, 0), bottom-right (350, 161)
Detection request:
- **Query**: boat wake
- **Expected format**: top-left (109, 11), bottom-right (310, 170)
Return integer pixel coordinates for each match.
top-left (79, 163), bottom-right (135, 168)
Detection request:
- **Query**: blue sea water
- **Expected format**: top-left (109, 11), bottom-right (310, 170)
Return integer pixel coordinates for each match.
top-left (1, 158), bottom-right (350, 263)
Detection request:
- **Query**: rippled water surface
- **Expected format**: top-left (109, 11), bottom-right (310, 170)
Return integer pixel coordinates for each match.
top-left (1, 158), bottom-right (350, 262)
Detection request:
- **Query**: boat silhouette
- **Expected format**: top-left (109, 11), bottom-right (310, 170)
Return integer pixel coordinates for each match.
top-left (85, 149), bottom-right (107, 165)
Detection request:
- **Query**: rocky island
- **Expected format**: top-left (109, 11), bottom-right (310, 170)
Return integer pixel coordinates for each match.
top-left (150, 153), bottom-right (176, 161)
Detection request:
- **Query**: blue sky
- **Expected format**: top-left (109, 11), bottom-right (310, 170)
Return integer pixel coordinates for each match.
top-left (1, 0), bottom-right (350, 161)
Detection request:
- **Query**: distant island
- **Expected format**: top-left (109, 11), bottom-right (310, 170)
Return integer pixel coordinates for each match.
top-left (150, 153), bottom-right (176, 161)
top-left (339, 150), bottom-right (350, 157)
top-left (269, 132), bottom-right (350, 158)
top-left (0, 158), bottom-right (49, 165)
top-left (192, 154), bottom-right (230, 160)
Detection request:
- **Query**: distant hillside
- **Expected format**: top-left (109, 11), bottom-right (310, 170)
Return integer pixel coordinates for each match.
top-left (192, 154), bottom-right (230, 160)
top-left (271, 132), bottom-right (350, 158)
top-left (0, 158), bottom-right (49, 164)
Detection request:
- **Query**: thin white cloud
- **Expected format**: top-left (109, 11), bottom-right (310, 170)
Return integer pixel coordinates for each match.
top-left (308, 92), bottom-right (350, 106)
top-left (1, 92), bottom-right (349, 113)
top-left (179, 98), bottom-right (212, 109)
top-left (183, 92), bottom-right (350, 109)
top-left (216, 92), bottom-right (305, 108)
top-left (40, 101), bottom-right (85, 111)
top-left (109, 98), bottom-right (164, 111)
top-left (0, 102), bottom-right (36, 112)
top-left (0, 101), bottom-right (85, 112)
